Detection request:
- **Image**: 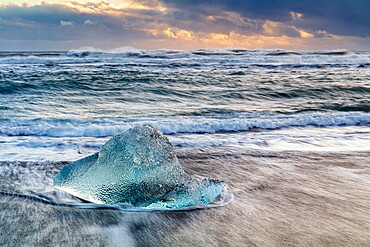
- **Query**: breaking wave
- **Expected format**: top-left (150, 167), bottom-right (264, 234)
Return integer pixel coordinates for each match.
top-left (1, 112), bottom-right (369, 138)
top-left (0, 48), bottom-right (368, 67)
top-left (66, 46), bottom-right (143, 57)
top-left (267, 49), bottom-right (349, 56)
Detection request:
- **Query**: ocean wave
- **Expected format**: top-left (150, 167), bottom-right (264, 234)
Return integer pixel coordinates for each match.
top-left (266, 49), bottom-right (349, 56)
top-left (1, 112), bottom-right (369, 138)
top-left (306, 49), bottom-right (349, 56)
top-left (257, 87), bottom-right (370, 100)
top-left (66, 47), bottom-right (192, 60)
top-left (66, 46), bottom-right (143, 58)
top-left (0, 48), bottom-right (368, 67)
top-left (266, 51), bottom-right (302, 56)
top-left (0, 56), bottom-right (100, 65)
top-left (323, 102), bottom-right (370, 113)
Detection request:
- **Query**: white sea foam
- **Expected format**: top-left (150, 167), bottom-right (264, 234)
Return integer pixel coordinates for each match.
top-left (1, 111), bottom-right (369, 161)
top-left (1, 124), bottom-right (369, 161)
top-left (1, 112), bottom-right (369, 138)
top-left (66, 46), bottom-right (142, 58)
top-left (0, 48), bottom-right (368, 66)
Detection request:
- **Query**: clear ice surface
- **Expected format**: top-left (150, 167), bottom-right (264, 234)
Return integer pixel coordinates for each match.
top-left (53, 125), bottom-right (225, 209)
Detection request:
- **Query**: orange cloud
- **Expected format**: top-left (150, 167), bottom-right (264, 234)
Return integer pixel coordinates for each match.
top-left (1, 1), bottom-right (367, 51)
top-left (290, 11), bottom-right (303, 20)
top-left (262, 20), bottom-right (281, 36)
top-left (298, 30), bottom-right (314, 38)
top-left (163, 27), bottom-right (193, 40)
top-left (145, 26), bottom-right (302, 49)
top-left (200, 31), bottom-right (295, 48)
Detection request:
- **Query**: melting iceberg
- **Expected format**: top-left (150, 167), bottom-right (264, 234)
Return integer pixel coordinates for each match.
top-left (53, 125), bottom-right (227, 209)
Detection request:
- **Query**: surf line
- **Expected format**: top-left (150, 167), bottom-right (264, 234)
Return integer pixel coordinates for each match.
top-left (0, 190), bottom-right (233, 212)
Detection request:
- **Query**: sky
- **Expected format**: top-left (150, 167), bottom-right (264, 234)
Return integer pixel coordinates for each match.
top-left (0, 0), bottom-right (369, 51)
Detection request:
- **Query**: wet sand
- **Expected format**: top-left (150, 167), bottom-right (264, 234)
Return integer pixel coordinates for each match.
top-left (1, 148), bottom-right (370, 246)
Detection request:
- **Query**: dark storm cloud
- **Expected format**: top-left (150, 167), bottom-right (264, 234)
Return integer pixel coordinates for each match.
top-left (0, 4), bottom-right (81, 25)
top-left (0, 4), bottom-right (120, 28)
top-left (160, 0), bottom-right (370, 36)
top-left (0, 2), bottom-right (245, 47)
top-left (0, 0), bottom-right (369, 50)
top-left (0, 3), bottom-right (150, 49)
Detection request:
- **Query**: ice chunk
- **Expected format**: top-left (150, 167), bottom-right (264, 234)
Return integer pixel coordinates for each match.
top-left (54, 125), bottom-right (225, 209)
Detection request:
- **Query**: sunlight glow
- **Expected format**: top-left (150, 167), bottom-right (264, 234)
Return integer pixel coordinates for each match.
top-left (0, 0), bottom-right (367, 50)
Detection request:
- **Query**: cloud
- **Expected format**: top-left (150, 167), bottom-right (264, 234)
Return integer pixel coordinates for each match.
top-left (0, 2), bottom-right (148, 49)
top-left (290, 11), bottom-right (303, 20)
top-left (0, 0), bottom-right (369, 50)
top-left (60, 20), bottom-right (74, 27)
top-left (262, 20), bottom-right (300, 37)
top-left (84, 19), bottom-right (97, 26)
top-left (159, 0), bottom-right (370, 37)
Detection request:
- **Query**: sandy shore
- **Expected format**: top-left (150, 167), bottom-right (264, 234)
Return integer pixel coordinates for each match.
top-left (1, 148), bottom-right (370, 246)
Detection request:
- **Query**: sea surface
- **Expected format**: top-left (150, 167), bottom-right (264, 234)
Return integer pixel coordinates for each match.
top-left (0, 48), bottom-right (370, 246)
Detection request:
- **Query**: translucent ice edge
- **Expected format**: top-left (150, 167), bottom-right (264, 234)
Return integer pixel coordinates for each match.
top-left (0, 187), bottom-right (233, 212)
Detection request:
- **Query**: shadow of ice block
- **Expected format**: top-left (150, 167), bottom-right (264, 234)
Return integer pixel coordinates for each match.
top-left (54, 125), bottom-right (225, 209)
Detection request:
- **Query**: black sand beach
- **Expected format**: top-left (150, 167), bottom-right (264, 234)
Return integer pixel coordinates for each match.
top-left (1, 148), bottom-right (369, 247)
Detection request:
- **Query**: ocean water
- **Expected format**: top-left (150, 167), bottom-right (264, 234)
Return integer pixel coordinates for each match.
top-left (1, 48), bottom-right (370, 246)
top-left (1, 48), bottom-right (369, 161)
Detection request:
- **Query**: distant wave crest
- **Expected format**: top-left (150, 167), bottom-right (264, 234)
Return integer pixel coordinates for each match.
top-left (0, 48), bottom-right (368, 67)
top-left (66, 46), bottom-right (143, 57)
